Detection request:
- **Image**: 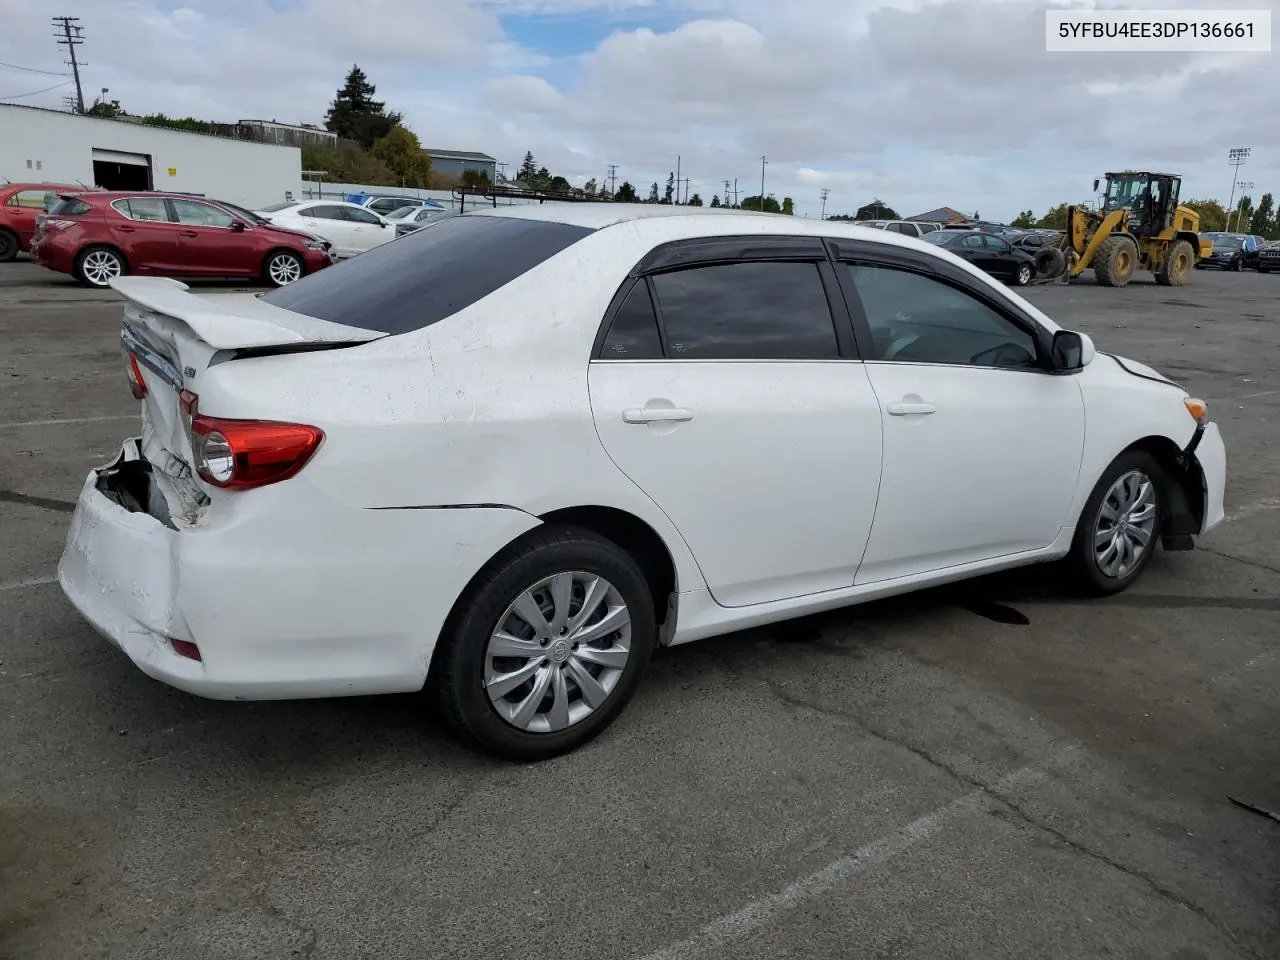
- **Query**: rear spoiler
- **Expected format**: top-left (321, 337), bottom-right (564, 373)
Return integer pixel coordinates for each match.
top-left (107, 277), bottom-right (387, 351)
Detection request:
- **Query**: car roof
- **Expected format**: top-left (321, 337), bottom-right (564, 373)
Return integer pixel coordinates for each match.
top-left (3, 181), bottom-right (87, 192)
top-left (67, 190), bottom-right (232, 202)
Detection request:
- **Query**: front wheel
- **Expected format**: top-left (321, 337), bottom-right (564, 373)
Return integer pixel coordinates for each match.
top-left (1067, 450), bottom-right (1166, 596)
top-left (433, 526), bottom-right (657, 760)
top-left (1014, 262), bottom-right (1033, 286)
top-left (264, 249), bottom-right (304, 287)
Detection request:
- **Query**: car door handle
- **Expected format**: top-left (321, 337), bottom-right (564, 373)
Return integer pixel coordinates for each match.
top-left (178, 230), bottom-right (198, 238)
top-left (623, 407), bottom-right (694, 424)
top-left (887, 401), bottom-right (936, 416)
top-left (116, 225), bottom-right (135, 233)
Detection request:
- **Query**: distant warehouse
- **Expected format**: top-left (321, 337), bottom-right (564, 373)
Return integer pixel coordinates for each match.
top-left (0, 104), bottom-right (302, 209)
top-left (423, 147), bottom-right (497, 181)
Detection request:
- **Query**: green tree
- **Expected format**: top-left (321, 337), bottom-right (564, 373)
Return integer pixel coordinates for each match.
top-left (781, 197), bottom-right (794, 215)
top-left (855, 200), bottom-right (898, 220)
top-left (583, 178), bottom-right (598, 197)
top-left (460, 169), bottom-right (491, 190)
top-left (1184, 199), bottom-right (1226, 232)
top-left (1010, 209), bottom-right (1036, 228)
top-left (688, 193), bottom-right (704, 207)
top-left (1231, 195), bottom-right (1254, 233)
top-left (740, 195), bottom-right (781, 213)
top-left (324, 65), bottom-right (403, 149)
top-left (519, 151), bottom-right (537, 180)
top-left (1249, 193), bottom-right (1275, 238)
top-left (548, 175), bottom-right (571, 195)
top-left (709, 194), bottom-right (721, 208)
top-left (615, 181), bottom-right (639, 203)
top-left (300, 142), bottom-right (396, 186)
top-left (1035, 203), bottom-right (1070, 230)
top-left (369, 126), bottom-right (432, 188)
top-left (826, 214), bottom-right (856, 222)
top-left (662, 172), bottom-right (675, 204)
top-left (87, 97), bottom-right (122, 119)
top-left (647, 182), bottom-right (660, 203)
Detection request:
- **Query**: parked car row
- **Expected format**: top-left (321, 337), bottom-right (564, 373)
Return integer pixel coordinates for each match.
top-left (0, 180), bottom-right (90, 262)
top-left (28, 190), bottom-right (338, 288)
top-left (1197, 232), bottom-right (1268, 272)
top-left (253, 200), bottom-right (398, 258)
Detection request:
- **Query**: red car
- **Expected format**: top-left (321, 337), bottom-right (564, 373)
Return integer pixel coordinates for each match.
top-left (32, 191), bottom-right (336, 288)
top-left (0, 181), bottom-right (86, 262)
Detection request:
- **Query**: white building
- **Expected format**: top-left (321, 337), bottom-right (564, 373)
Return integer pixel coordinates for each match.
top-left (0, 104), bottom-right (302, 209)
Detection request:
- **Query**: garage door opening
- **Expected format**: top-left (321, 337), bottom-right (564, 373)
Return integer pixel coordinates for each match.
top-left (92, 149), bottom-right (153, 191)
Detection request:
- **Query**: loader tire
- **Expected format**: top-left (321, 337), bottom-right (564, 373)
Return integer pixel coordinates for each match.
top-left (1094, 235), bottom-right (1138, 287)
top-left (1035, 247), bottom-right (1067, 279)
top-left (1156, 239), bottom-right (1194, 287)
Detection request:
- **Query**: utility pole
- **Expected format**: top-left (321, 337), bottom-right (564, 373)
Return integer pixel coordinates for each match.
top-left (607, 163), bottom-right (618, 197)
top-left (52, 16), bottom-right (85, 114)
top-left (759, 156), bottom-right (767, 211)
top-left (1225, 146), bottom-right (1250, 231)
top-left (723, 179), bottom-right (731, 205)
top-left (1231, 181), bottom-right (1254, 232)
top-left (678, 177), bottom-right (690, 204)
top-left (733, 178), bottom-right (739, 207)
top-left (819, 188), bottom-right (829, 221)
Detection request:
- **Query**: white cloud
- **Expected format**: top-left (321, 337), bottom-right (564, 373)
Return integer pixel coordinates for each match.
top-left (2, 0), bottom-right (1278, 220)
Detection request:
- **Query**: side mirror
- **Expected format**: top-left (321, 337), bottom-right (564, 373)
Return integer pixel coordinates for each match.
top-left (1092, 178), bottom-right (1100, 192)
top-left (1050, 330), bottom-right (1094, 372)
top-left (230, 221), bottom-right (245, 232)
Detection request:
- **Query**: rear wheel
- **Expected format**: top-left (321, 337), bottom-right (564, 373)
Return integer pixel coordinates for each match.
top-left (433, 525), bottom-right (656, 760)
top-left (1155, 239), bottom-right (1194, 286)
top-left (0, 228), bottom-right (18, 263)
top-left (1093, 235), bottom-right (1138, 287)
top-left (74, 246), bottom-right (126, 288)
top-left (1013, 262), bottom-right (1033, 286)
top-left (1067, 450), bottom-right (1166, 596)
top-left (264, 249), bottom-right (304, 287)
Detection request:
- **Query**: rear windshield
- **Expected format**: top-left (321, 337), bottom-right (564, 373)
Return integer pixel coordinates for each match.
top-left (260, 214), bottom-right (595, 335)
top-left (49, 197), bottom-right (92, 216)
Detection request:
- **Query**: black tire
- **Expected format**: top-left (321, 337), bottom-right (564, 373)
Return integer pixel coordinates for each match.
top-left (0, 228), bottom-right (18, 263)
top-left (1035, 246), bottom-right (1067, 279)
top-left (1012, 262), bottom-right (1033, 286)
top-left (73, 245), bottom-right (127, 288)
top-left (1067, 449), bottom-right (1167, 596)
top-left (433, 525), bottom-right (657, 761)
top-left (1233, 257), bottom-right (1243, 272)
top-left (262, 249), bottom-right (305, 287)
top-left (1155, 239), bottom-right (1194, 286)
top-left (1093, 235), bottom-right (1138, 287)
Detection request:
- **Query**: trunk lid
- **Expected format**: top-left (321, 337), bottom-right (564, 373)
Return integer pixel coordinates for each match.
top-left (111, 276), bottom-right (385, 521)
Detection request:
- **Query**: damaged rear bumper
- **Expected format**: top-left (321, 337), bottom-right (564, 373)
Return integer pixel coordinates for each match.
top-left (57, 438), bottom-right (544, 702)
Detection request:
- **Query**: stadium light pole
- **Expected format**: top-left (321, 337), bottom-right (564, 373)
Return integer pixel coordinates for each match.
top-left (1225, 147), bottom-right (1250, 231)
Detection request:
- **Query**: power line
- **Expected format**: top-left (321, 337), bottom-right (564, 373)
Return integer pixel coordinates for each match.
top-left (0, 59), bottom-right (70, 76)
top-left (607, 163), bottom-right (618, 197)
top-left (1, 78), bottom-right (73, 101)
top-left (52, 16), bottom-right (85, 114)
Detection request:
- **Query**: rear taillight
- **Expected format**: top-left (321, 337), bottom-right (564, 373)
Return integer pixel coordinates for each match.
top-left (190, 413), bottom-right (324, 490)
top-left (126, 353), bottom-right (148, 399)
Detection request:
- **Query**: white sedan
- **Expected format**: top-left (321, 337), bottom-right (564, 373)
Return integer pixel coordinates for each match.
top-left (58, 205), bottom-right (1227, 761)
top-left (254, 200), bottom-right (396, 258)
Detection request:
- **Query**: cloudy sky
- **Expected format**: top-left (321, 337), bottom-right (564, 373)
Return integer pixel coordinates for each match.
top-left (1, 0), bottom-right (1276, 220)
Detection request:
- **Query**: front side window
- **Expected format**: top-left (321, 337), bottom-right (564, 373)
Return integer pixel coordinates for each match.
top-left (844, 263), bottom-right (1039, 369)
top-left (112, 197), bottom-right (170, 222)
top-left (960, 234), bottom-right (985, 249)
top-left (984, 236), bottom-right (1012, 253)
top-left (650, 261), bottom-right (839, 360)
top-left (341, 207), bottom-right (384, 225)
top-left (170, 199), bottom-right (235, 228)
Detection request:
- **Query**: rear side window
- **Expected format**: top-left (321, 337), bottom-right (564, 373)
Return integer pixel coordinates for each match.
top-left (49, 197), bottom-right (92, 216)
top-left (649, 261), bottom-right (839, 360)
top-left (112, 197), bottom-right (170, 222)
top-left (261, 215), bottom-right (595, 335)
top-left (600, 282), bottom-right (663, 359)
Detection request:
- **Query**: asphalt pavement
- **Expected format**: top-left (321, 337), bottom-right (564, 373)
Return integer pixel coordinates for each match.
top-left (1, 258), bottom-right (1277, 960)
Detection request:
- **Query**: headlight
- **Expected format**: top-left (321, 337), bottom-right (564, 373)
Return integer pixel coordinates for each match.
top-left (1184, 397), bottom-right (1207, 423)
top-left (305, 239), bottom-right (328, 250)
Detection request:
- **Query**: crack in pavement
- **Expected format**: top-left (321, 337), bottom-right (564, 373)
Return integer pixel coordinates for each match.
top-left (0, 489), bottom-right (77, 513)
top-left (1199, 546), bottom-right (1280, 579)
top-left (762, 680), bottom-right (1260, 960)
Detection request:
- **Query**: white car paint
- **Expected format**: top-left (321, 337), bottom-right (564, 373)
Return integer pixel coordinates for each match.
top-left (58, 205), bottom-right (1227, 721)
top-left (255, 200), bottom-right (395, 258)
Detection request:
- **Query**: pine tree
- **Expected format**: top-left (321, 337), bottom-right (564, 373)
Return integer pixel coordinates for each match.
top-left (662, 172), bottom-right (675, 204)
top-left (519, 151), bottom-right (537, 180)
top-left (324, 65), bottom-right (402, 149)
top-left (647, 182), bottom-right (660, 203)
top-left (710, 194), bottom-right (721, 208)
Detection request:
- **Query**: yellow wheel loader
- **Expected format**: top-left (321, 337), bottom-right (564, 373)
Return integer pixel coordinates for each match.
top-left (1036, 171), bottom-right (1213, 287)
